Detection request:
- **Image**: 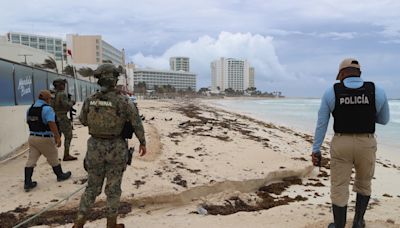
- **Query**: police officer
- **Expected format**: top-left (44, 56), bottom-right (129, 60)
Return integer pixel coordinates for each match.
top-left (52, 79), bottom-right (77, 161)
top-left (25, 90), bottom-right (72, 192)
top-left (312, 58), bottom-right (390, 228)
top-left (73, 63), bottom-right (146, 228)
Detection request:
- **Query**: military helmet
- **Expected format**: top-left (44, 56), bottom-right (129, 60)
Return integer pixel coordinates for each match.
top-left (53, 79), bottom-right (67, 87)
top-left (93, 63), bottom-right (120, 79)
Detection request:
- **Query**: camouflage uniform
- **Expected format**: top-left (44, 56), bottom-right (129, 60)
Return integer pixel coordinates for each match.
top-left (52, 80), bottom-right (76, 160)
top-left (74, 64), bottom-right (145, 228)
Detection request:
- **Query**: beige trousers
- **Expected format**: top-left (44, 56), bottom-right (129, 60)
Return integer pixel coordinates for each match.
top-left (26, 135), bottom-right (60, 167)
top-left (330, 133), bottom-right (377, 207)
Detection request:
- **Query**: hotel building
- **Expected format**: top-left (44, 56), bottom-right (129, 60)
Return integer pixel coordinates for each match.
top-left (133, 68), bottom-right (196, 91)
top-left (211, 57), bottom-right (255, 92)
top-left (7, 32), bottom-right (64, 61)
top-left (66, 34), bottom-right (124, 66)
top-left (169, 57), bottom-right (190, 72)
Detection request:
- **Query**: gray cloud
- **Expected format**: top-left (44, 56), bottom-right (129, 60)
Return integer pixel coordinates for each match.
top-left (1, 0), bottom-right (400, 97)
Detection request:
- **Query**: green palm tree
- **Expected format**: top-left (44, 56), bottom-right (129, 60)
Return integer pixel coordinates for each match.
top-left (63, 65), bottom-right (75, 77)
top-left (78, 67), bottom-right (94, 82)
top-left (42, 57), bottom-right (58, 73)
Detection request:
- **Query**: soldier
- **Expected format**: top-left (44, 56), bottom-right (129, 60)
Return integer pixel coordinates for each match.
top-left (52, 79), bottom-right (77, 161)
top-left (73, 63), bottom-right (147, 228)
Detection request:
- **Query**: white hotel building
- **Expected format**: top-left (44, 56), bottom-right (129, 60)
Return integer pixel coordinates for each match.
top-left (133, 69), bottom-right (196, 91)
top-left (211, 57), bottom-right (255, 92)
top-left (7, 32), bottom-right (64, 61)
top-left (169, 57), bottom-right (190, 72)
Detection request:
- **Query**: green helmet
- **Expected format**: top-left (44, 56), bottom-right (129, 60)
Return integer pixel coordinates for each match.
top-left (93, 63), bottom-right (120, 79)
top-left (53, 79), bottom-right (67, 87)
top-left (94, 63), bottom-right (119, 87)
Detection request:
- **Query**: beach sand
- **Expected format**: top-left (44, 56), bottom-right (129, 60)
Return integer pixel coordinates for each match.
top-left (0, 99), bottom-right (399, 228)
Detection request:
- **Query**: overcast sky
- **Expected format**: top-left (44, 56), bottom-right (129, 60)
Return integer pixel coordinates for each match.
top-left (1, 0), bottom-right (400, 98)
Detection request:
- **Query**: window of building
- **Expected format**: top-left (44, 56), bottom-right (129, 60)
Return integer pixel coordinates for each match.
top-left (11, 34), bottom-right (20, 41)
top-left (55, 40), bottom-right (61, 45)
top-left (21, 36), bottom-right (29, 42)
top-left (47, 45), bottom-right (54, 51)
top-left (55, 46), bottom-right (62, 51)
top-left (39, 45), bottom-right (46, 50)
top-left (30, 37), bottom-right (37, 42)
top-left (47, 39), bottom-right (54, 44)
top-left (39, 37), bottom-right (45, 43)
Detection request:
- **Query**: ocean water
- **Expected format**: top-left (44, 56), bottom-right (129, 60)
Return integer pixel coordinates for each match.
top-left (213, 99), bottom-right (400, 163)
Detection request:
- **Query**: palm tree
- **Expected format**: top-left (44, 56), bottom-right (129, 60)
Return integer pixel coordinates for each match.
top-left (78, 67), bottom-right (94, 81)
top-left (63, 65), bottom-right (75, 77)
top-left (42, 57), bottom-right (58, 73)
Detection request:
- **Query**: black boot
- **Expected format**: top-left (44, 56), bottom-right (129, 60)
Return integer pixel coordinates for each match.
top-left (24, 167), bottom-right (37, 192)
top-left (352, 194), bottom-right (370, 228)
top-left (328, 204), bottom-right (347, 228)
top-left (52, 164), bottom-right (71, 181)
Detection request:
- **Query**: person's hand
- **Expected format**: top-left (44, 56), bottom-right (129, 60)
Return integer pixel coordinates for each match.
top-left (139, 144), bottom-right (147, 157)
top-left (311, 152), bottom-right (322, 167)
top-left (55, 136), bottom-right (62, 148)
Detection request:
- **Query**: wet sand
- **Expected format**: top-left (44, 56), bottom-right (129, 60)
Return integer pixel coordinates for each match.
top-left (0, 99), bottom-right (399, 227)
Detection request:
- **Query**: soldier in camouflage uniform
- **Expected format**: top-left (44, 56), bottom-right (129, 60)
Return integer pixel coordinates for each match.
top-left (73, 63), bottom-right (147, 228)
top-left (52, 79), bottom-right (77, 161)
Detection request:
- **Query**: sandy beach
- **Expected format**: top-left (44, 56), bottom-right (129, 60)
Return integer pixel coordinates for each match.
top-left (0, 99), bottom-right (399, 228)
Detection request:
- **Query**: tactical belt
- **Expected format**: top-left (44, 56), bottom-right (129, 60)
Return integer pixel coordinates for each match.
top-left (30, 133), bottom-right (52, 138)
top-left (91, 134), bottom-right (120, 139)
top-left (334, 133), bottom-right (374, 138)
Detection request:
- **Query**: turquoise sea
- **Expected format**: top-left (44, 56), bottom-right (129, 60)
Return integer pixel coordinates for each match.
top-left (213, 99), bottom-right (400, 163)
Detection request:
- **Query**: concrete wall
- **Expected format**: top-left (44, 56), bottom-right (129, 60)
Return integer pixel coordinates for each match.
top-left (0, 103), bottom-right (83, 159)
top-left (0, 105), bottom-right (30, 158)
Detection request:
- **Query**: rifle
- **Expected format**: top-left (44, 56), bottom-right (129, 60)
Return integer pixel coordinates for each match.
top-left (67, 93), bottom-right (76, 128)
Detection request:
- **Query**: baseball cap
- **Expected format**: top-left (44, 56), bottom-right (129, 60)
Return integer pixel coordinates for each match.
top-left (336, 58), bottom-right (361, 80)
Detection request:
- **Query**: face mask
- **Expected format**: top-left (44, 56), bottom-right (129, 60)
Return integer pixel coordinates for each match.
top-left (98, 77), bottom-right (117, 89)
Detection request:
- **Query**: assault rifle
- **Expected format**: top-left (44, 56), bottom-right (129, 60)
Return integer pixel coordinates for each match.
top-left (67, 93), bottom-right (77, 128)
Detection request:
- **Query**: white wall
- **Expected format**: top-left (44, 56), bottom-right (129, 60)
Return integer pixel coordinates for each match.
top-left (0, 105), bottom-right (30, 158)
top-left (0, 103), bottom-right (84, 159)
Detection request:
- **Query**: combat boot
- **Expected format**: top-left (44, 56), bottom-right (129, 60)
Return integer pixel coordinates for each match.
top-left (24, 167), bottom-right (37, 192)
top-left (63, 149), bottom-right (77, 161)
top-left (52, 164), bottom-right (72, 181)
top-left (72, 214), bottom-right (86, 228)
top-left (328, 204), bottom-right (347, 228)
top-left (352, 194), bottom-right (370, 228)
top-left (107, 215), bottom-right (125, 228)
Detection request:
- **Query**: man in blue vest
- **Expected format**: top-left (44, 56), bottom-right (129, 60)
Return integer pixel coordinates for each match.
top-left (312, 58), bottom-right (390, 228)
top-left (24, 90), bottom-right (72, 192)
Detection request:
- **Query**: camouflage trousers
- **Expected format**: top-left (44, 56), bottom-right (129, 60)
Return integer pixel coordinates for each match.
top-left (57, 113), bottom-right (72, 155)
top-left (78, 136), bottom-right (128, 218)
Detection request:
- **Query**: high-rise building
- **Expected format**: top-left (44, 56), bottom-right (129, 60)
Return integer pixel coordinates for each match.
top-left (211, 57), bottom-right (254, 92)
top-left (6, 32), bottom-right (64, 61)
top-left (170, 57), bottom-right (190, 72)
top-left (66, 34), bottom-right (124, 66)
top-left (249, 67), bottom-right (255, 88)
top-left (133, 68), bottom-right (196, 91)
